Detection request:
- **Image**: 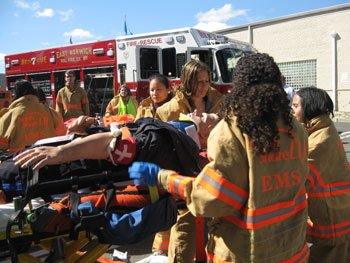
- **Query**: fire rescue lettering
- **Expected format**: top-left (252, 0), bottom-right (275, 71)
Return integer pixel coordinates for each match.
top-left (126, 38), bottom-right (162, 47)
top-left (17, 112), bottom-right (49, 143)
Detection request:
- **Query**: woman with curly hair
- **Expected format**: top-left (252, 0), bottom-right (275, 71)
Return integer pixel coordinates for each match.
top-left (128, 53), bottom-right (310, 262)
top-left (292, 87), bottom-right (350, 263)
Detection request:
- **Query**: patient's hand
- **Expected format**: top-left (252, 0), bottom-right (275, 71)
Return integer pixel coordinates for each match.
top-left (186, 112), bottom-right (219, 149)
top-left (67, 116), bottom-right (96, 134)
top-left (13, 146), bottom-right (64, 171)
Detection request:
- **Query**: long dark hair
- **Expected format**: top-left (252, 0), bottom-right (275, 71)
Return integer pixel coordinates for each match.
top-left (296, 86), bottom-right (334, 123)
top-left (219, 53), bottom-right (292, 154)
top-left (13, 79), bottom-right (36, 100)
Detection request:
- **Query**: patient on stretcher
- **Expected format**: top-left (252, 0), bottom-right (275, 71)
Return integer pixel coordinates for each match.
top-left (13, 114), bottom-right (218, 172)
top-left (1, 117), bottom-right (208, 261)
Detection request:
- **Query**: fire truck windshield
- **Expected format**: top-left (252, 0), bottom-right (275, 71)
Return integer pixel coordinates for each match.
top-left (216, 48), bottom-right (245, 83)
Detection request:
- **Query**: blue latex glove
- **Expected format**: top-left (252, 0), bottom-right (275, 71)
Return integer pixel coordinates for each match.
top-left (128, 162), bottom-right (161, 186)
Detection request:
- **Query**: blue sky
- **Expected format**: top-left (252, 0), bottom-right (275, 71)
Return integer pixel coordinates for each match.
top-left (0, 0), bottom-right (348, 73)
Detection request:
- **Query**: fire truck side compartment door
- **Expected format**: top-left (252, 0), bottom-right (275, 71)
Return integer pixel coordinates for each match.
top-left (135, 46), bottom-right (162, 81)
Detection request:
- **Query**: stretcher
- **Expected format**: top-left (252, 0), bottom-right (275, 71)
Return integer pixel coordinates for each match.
top-left (0, 165), bottom-right (175, 263)
top-left (0, 198), bottom-right (113, 263)
top-left (0, 118), bottom-right (202, 262)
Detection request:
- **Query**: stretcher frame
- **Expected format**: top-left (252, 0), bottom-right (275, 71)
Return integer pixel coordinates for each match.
top-left (0, 167), bottom-right (159, 263)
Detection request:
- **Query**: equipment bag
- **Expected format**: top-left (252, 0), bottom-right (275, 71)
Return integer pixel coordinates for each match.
top-left (71, 191), bottom-right (177, 245)
top-left (28, 185), bottom-right (176, 245)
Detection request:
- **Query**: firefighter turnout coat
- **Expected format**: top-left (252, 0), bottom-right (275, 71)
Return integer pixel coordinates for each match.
top-left (305, 114), bottom-right (350, 245)
top-left (55, 84), bottom-right (90, 120)
top-left (157, 116), bottom-right (310, 262)
top-left (155, 87), bottom-right (223, 121)
top-left (154, 86), bottom-right (224, 262)
top-left (136, 96), bottom-right (154, 119)
top-left (0, 95), bottom-right (66, 153)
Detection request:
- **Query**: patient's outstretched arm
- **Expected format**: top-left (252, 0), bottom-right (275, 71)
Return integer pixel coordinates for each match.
top-left (14, 132), bottom-right (113, 171)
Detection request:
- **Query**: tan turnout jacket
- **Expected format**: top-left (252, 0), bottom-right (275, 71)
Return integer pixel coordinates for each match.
top-left (155, 87), bottom-right (223, 121)
top-left (135, 97), bottom-right (154, 119)
top-left (158, 116), bottom-right (310, 262)
top-left (305, 114), bottom-right (350, 245)
top-left (0, 95), bottom-right (66, 153)
top-left (56, 84), bottom-right (89, 120)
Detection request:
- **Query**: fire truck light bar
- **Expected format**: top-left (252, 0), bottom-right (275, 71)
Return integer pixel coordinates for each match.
top-left (176, 35), bottom-right (185, 43)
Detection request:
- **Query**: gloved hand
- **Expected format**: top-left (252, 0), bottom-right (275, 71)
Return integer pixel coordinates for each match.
top-left (128, 162), bottom-right (161, 186)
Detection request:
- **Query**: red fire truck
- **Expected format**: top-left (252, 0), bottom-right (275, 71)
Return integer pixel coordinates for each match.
top-left (5, 39), bottom-right (117, 115)
top-left (5, 27), bottom-right (255, 115)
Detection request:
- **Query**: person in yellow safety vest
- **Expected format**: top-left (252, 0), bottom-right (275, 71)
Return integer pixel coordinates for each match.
top-left (127, 53), bottom-right (310, 262)
top-left (136, 74), bottom-right (173, 120)
top-left (0, 80), bottom-right (67, 154)
top-left (105, 84), bottom-right (138, 117)
top-left (154, 59), bottom-right (224, 262)
top-left (292, 87), bottom-right (350, 263)
top-left (56, 70), bottom-right (90, 121)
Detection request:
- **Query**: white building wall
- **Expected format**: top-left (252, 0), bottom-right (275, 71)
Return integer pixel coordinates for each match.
top-left (219, 5), bottom-right (350, 112)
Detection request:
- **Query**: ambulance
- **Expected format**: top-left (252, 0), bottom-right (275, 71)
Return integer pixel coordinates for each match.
top-left (116, 27), bottom-right (256, 101)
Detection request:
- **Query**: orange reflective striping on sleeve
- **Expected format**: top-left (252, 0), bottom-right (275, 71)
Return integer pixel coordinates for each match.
top-left (280, 242), bottom-right (309, 263)
top-left (308, 162), bottom-right (350, 198)
top-left (152, 235), bottom-right (170, 251)
top-left (223, 188), bottom-right (307, 229)
top-left (307, 220), bottom-right (350, 238)
top-left (63, 104), bottom-right (82, 110)
top-left (195, 165), bottom-right (248, 210)
top-left (168, 174), bottom-right (193, 200)
top-left (55, 121), bottom-right (67, 136)
top-left (0, 136), bottom-right (9, 146)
